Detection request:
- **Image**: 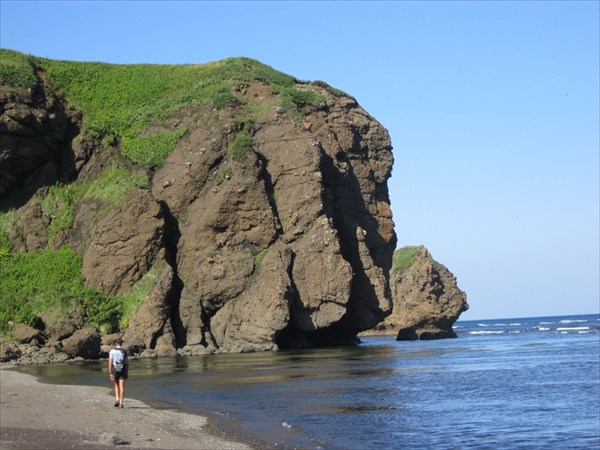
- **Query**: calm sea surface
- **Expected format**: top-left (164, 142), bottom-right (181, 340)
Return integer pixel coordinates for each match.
top-left (21, 314), bottom-right (600, 449)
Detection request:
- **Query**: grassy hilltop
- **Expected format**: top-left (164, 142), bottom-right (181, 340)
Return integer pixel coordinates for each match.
top-left (1, 49), bottom-right (342, 167)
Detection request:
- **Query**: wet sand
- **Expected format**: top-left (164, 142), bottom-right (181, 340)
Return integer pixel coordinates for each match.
top-left (0, 368), bottom-right (252, 449)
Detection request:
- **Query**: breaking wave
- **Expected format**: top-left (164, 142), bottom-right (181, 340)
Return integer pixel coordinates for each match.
top-left (457, 314), bottom-right (599, 337)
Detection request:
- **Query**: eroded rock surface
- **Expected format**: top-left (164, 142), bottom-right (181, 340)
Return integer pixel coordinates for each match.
top-left (0, 74), bottom-right (82, 205)
top-left (370, 246), bottom-right (469, 340)
top-left (168, 91), bottom-right (396, 350)
top-left (82, 190), bottom-right (165, 296)
top-left (61, 327), bottom-right (101, 359)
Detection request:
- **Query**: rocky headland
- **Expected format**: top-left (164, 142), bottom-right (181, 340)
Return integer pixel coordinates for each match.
top-left (0, 50), bottom-right (398, 363)
top-left (0, 51), bottom-right (469, 365)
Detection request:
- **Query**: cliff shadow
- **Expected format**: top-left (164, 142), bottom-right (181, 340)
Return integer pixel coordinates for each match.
top-left (0, 69), bottom-right (82, 210)
top-left (277, 142), bottom-right (395, 349)
top-left (158, 200), bottom-right (187, 348)
top-left (319, 147), bottom-right (393, 333)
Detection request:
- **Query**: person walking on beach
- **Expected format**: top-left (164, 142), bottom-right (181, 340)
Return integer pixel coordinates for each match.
top-left (108, 337), bottom-right (128, 408)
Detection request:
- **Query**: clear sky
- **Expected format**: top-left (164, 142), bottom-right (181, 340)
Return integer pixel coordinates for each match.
top-left (1, 1), bottom-right (598, 320)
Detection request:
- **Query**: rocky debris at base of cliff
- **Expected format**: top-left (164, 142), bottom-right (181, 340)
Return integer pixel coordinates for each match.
top-left (61, 327), bottom-right (101, 359)
top-left (1, 321), bottom-right (96, 365)
top-left (367, 246), bottom-right (468, 340)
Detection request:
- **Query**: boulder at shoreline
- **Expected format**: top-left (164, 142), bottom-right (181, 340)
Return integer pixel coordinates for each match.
top-left (367, 246), bottom-right (469, 340)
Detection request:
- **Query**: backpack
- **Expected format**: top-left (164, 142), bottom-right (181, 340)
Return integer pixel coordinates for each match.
top-left (112, 348), bottom-right (127, 372)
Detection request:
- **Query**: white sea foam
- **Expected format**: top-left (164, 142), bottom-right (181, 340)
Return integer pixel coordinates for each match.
top-left (539, 322), bottom-right (554, 325)
top-left (559, 319), bottom-right (586, 324)
top-left (509, 323), bottom-right (523, 326)
top-left (537, 327), bottom-right (551, 331)
top-left (556, 327), bottom-right (589, 331)
top-left (282, 421), bottom-right (293, 429)
top-left (469, 330), bottom-right (505, 335)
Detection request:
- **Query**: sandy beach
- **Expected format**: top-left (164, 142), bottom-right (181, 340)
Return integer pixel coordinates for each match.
top-left (0, 368), bottom-right (252, 449)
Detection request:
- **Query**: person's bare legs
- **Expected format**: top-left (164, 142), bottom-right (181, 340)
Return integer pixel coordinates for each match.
top-left (118, 379), bottom-right (125, 407)
top-left (113, 380), bottom-right (120, 405)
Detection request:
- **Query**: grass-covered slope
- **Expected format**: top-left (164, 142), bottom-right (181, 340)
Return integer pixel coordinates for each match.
top-left (1, 49), bottom-right (331, 168)
top-left (392, 246), bottom-right (425, 270)
top-left (0, 245), bottom-right (162, 335)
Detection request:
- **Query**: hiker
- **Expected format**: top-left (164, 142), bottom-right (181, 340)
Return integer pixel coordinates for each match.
top-left (108, 337), bottom-right (128, 408)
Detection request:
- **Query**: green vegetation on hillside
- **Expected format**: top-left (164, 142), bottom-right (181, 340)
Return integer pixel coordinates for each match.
top-left (0, 210), bottom-right (17, 257)
top-left (0, 49), bottom-right (38, 89)
top-left (0, 49), bottom-right (328, 169)
top-left (40, 167), bottom-right (149, 243)
top-left (0, 245), bottom-right (163, 337)
top-left (0, 246), bottom-right (120, 335)
top-left (229, 131), bottom-right (254, 163)
top-left (393, 246), bottom-right (424, 270)
top-left (0, 165), bottom-right (149, 335)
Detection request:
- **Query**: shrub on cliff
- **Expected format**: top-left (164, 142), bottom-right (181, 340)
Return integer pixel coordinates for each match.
top-left (229, 131), bottom-right (254, 163)
top-left (393, 246), bottom-right (425, 270)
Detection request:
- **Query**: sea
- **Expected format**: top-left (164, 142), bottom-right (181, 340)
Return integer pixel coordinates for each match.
top-left (20, 313), bottom-right (600, 449)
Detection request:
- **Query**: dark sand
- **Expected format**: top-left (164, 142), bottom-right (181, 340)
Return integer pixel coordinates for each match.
top-left (0, 368), bottom-right (252, 449)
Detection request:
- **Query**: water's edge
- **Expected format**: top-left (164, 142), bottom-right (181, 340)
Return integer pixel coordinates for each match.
top-left (5, 363), bottom-right (277, 450)
top-left (7, 313), bottom-right (600, 450)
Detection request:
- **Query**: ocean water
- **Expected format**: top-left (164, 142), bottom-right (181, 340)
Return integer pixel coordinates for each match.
top-left (21, 314), bottom-right (600, 449)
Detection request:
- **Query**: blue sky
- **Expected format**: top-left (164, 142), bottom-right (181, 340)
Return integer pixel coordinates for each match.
top-left (1, 1), bottom-right (598, 320)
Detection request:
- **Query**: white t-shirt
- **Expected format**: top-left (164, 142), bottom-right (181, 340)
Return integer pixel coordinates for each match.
top-left (110, 347), bottom-right (127, 370)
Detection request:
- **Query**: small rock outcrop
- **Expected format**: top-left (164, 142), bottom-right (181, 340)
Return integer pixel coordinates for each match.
top-left (61, 327), bottom-right (101, 359)
top-left (121, 259), bottom-right (178, 357)
top-left (0, 337), bottom-right (22, 362)
top-left (11, 323), bottom-right (45, 345)
top-left (369, 246), bottom-right (468, 340)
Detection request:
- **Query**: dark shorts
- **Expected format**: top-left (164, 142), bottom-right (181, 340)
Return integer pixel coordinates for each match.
top-left (113, 370), bottom-right (128, 381)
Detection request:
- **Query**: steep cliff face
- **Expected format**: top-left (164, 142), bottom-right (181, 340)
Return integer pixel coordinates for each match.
top-left (369, 246), bottom-right (468, 340)
top-left (0, 51), bottom-right (396, 356)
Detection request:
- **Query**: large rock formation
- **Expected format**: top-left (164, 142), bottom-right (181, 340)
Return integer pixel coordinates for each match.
top-left (166, 89), bottom-right (396, 351)
top-left (0, 53), bottom-right (397, 358)
top-left (369, 246), bottom-right (468, 340)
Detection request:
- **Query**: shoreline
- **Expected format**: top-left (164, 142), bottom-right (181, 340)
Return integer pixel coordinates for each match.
top-left (0, 366), bottom-right (255, 449)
